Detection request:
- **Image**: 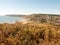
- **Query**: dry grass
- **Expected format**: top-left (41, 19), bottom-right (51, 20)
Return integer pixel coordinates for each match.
top-left (0, 22), bottom-right (60, 45)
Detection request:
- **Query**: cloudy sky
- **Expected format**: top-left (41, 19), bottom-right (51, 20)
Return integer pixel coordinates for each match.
top-left (0, 0), bottom-right (60, 16)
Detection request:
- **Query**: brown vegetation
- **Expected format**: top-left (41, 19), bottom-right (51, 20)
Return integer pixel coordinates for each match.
top-left (0, 22), bottom-right (60, 45)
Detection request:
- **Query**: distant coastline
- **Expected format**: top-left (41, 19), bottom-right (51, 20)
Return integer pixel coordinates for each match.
top-left (0, 14), bottom-right (60, 25)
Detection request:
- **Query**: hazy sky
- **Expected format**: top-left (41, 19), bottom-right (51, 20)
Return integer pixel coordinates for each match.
top-left (0, 0), bottom-right (60, 16)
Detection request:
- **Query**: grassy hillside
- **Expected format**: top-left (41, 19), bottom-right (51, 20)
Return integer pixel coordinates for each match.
top-left (0, 22), bottom-right (60, 45)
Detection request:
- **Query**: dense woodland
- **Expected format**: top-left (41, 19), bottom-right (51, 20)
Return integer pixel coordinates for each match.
top-left (0, 22), bottom-right (60, 45)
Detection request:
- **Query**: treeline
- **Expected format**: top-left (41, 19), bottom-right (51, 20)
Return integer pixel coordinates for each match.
top-left (0, 22), bottom-right (60, 45)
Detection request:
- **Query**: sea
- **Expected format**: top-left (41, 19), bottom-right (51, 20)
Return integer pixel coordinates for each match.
top-left (0, 16), bottom-right (24, 23)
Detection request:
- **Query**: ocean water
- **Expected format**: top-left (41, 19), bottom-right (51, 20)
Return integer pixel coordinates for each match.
top-left (0, 16), bottom-right (24, 23)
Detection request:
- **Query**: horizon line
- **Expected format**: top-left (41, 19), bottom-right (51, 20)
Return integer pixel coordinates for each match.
top-left (0, 13), bottom-right (60, 16)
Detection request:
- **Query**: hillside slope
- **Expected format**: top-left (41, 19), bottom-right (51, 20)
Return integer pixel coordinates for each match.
top-left (0, 22), bottom-right (60, 45)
